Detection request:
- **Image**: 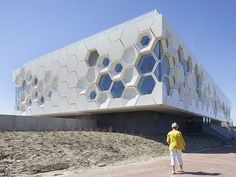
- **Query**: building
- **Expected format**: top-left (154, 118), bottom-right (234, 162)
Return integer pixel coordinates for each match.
top-left (13, 10), bottom-right (232, 134)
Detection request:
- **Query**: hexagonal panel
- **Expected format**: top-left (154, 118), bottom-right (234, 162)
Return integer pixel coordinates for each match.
top-left (121, 46), bottom-right (139, 67)
top-left (76, 61), bottom-right (88, 78)
top-left (165, 31), bottom-right (172, 49)
top-left (37, 80), bottom-right (44, 93)
top-left (140, 35), bottom-right (150, 46)
top-left (21, 80), bottom-right (27, 91)
top-left (67, 72), bottom-right (78, 88)
top-left (25, 70), bottom-right (32, 82)
top-left (86, 50), bottom-right (99, 67)
top-left (181, 59), bottom-right (188, 77)
top-left (67, 88), bottom-right (78, 104)
top-left (96, 92), bottom-right (111, 108)
top-left (108, 40), bottom-right (124, 60)
top-left (44, 85), bottom-right (53, 99)
top-left (151, 15), bottom-right (162, 38)
top-left (98, 73), bottom-right (112, 91)
top-left (86, 67), bottom-right (98, 84)
top-left (121, 26), bottom-right (139, 48)
top-left (187, 56), bottom-right (193, 73)
top-left (44, 71), bottom-right (52, 84)
top-left (58, 82), bottom-right (69, 98)
top-left (153, 40), bottom-right (163, 60)
top-left (76, 77), bottom-right (88, 94)
top-left (177, 46), bottom-right (184, 62)
top-left (32, 88), bottom-right (39, 100)
top-left (37, 95), bottom-right (45, 107)
top-left (122, 67), bottom-right (139, 87)
top-left (25, 84), bottom-right (32, 95)
top-left (20, 92), bottom-right (26, 102)
top-left (111, 80), bottom-right (125, 98)
top-left (20, 68), bottom-right (26, 78)
top-left (122, 87), bottom-right (139, 106)
top-left (59, 67), bottom-right (69, 82)
top-left (66, 55), bottom-right (78, 72)
top-left (85, 85), bottom-right (98, 101)
top-left (108, 28), bottom-right (123, 42)
top-left (115, 63), bottom-right (123, 73)
top-left (51, 76), bottom-right (59, 91)
top-left (25, 96), bottom-right (32, 108)
top-left (97, 55), bottom-right (110, 72)
top-left (163, 76), bottom-right (171, 96)
top-left (154, 62), bottom-right (163, 82)
top-left (136, 30), bottom-right (155, 52)
top-left (108, 61), bottom-right (124, 80)
top-left (137, 54), bottom-right (156, 74)
top-left (32, 75), bottom-right (38, 87)
top-left (14, 74), bottom-right (23, 87)
top-left (96, 35), bottom-right (110, 55)
top-left (162, 55), bottom-right (170, 76)
top-left (138, 75), bottom-right (156, 95)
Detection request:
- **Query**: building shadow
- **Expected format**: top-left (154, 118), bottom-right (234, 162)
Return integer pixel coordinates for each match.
top-left (181, 171), bottom-right (221, 176)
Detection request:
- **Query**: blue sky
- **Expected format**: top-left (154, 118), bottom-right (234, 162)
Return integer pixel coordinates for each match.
top-left (0, 0), bottom-right (235, 124)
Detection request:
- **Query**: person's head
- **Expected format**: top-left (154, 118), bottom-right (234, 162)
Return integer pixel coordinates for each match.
top-left (171, 122), bottom-right (179, 130)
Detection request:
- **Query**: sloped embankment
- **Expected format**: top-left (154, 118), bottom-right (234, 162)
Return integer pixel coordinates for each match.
top-left (0, 131), bottom-right (168, 176)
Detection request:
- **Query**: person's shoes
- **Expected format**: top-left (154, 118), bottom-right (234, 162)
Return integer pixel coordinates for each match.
top-left (177, 169), bottom-right (184, 173)
top-left (172, 171), bottom-right (176, 175)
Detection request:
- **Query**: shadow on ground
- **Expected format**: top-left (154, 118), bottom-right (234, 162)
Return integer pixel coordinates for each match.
top-left (182, 171), bottom-right (221, 176)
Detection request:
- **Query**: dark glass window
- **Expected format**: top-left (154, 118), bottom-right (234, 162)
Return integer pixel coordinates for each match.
top-left (154, 41), bottom-right (163, 59)
top-left (87, 50), bottom-right (99, 67)
top-left (90, 91), bottom-right (97, 100)
top-left (22, 80), bottom-right (27, 91)
top-left (178, 46), bottom-right (184, 62)
top-left (163, 77), bottom-right (170, 95)
top-left (48, 91), bottom-right (52, 98)
top-left (98, 74), bottom-right (112, 91)
top-left (35, 91), bottom-right (38, 98)
top-left (34, 78), bottom-right (38, 86)
top-left (40, 96), bottom-right (45, 104)
top-left (165, 38), bottom-right (169, 48)
top-left (137, 54), bottom-right (156, 74)
top-left (162, 55), bottom-right (170, 75)
top-left (115, 63), bottom-right (123, 73)
top-left (154, 62), bottom-right (163, 82)
top-left (182, 60), bottom-right (188, 76)
top-left (111, 80), bottom-right (125, 98)
top-left (102, 57), bottom-right (110, 67)
top-left (140, 35), bottom-right (150, 46)
top-left (138, 75), bottom-right (155, 95)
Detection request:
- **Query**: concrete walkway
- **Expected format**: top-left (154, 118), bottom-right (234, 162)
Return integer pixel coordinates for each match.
top-left (37, 145), bottom-right (236, 177)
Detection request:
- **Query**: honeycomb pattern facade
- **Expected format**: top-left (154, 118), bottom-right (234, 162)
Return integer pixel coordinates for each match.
top-left (13, 10), bottom-right (231, 123)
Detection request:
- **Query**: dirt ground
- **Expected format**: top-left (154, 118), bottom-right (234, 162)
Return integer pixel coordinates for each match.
top-left (0, 131), bottom-right (225, 177)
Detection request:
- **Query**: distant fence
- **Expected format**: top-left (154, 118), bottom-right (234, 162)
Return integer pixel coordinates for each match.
top-left (0, 114), bottom-right (96, 131)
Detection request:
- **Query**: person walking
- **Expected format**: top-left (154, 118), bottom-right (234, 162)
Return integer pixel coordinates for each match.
top-left (166, 122), bottom-right (186, 174)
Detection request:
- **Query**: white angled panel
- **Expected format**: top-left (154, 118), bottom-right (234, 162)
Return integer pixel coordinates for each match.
top-left (121, 26), bottom-right (139, 48)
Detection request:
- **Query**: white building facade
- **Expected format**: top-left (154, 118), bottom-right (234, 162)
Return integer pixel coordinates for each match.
top-left (13, 10), bottom-right (231, 124)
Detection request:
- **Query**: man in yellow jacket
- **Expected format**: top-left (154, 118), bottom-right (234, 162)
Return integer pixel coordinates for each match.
top-left (167, 122), bottom-right (186, 174)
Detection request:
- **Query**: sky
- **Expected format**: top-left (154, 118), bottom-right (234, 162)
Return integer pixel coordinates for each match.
top-left (0, 0), bottom-right (235, 124)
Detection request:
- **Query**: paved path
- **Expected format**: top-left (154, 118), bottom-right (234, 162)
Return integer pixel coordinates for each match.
top-left (39, 145), bottom-right (236, 177)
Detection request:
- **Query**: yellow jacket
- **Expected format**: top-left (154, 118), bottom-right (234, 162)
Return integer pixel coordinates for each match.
top-left (167, 129), bottom-right (185, 150)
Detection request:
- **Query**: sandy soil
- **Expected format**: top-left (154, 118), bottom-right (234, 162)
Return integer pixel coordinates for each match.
top-left (0, 131), bottom-right (223, 177)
